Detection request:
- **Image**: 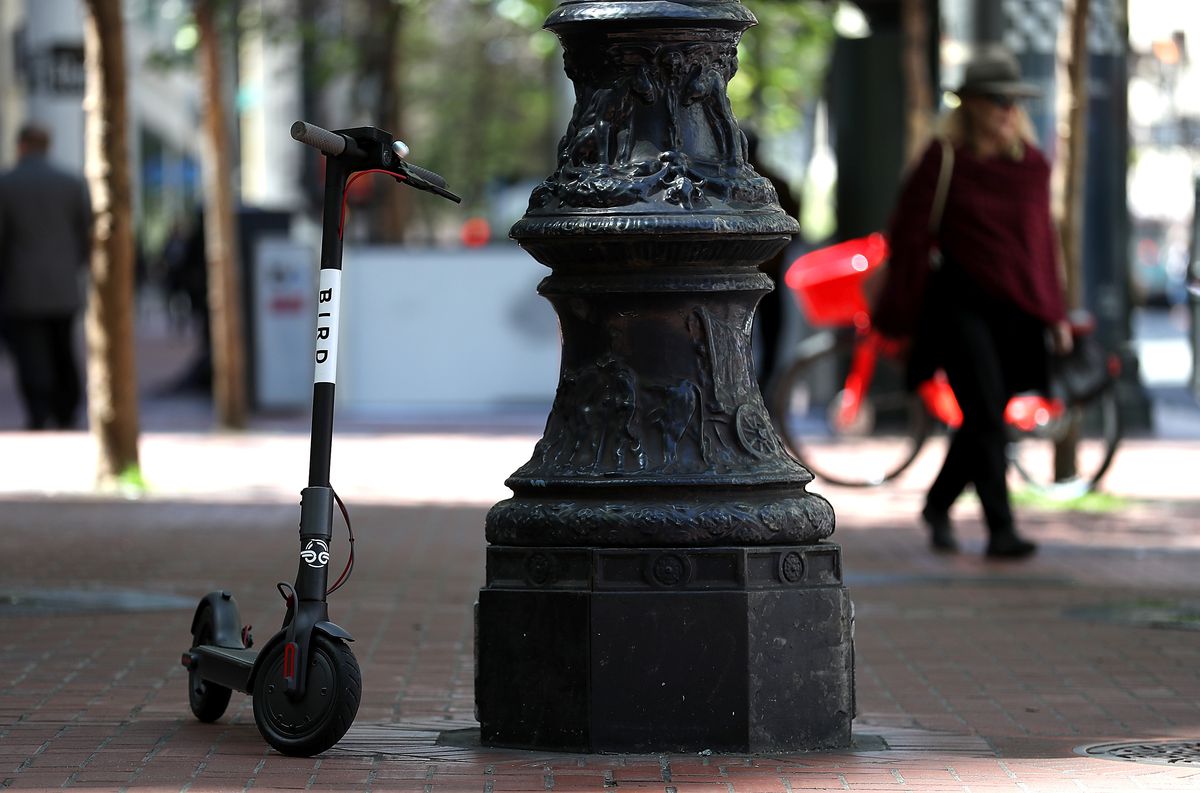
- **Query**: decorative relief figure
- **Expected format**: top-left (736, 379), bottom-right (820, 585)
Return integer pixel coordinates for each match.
top-left (515, 307), bottom-right (792, 481)
top-left (563, 59), bottom-right (659, 169)
top-left (684, 307), bottom-right (763, 469)
top-left (527, 35), bottom-right (771, 215)
top-left (661, 48), bottom-right (689, 153)
top-left (645, 380), bottom-right (701, 471)
top-left (595, 358), bottom-right (646, 472)
top-left (695, 307), bottom-right (754, 414)
top-left (527, 358), bottom-right (646, 475)
top-left (683, 49), bottom-right (746, 167)
top-left (618, 64), bottom-right (661, 162)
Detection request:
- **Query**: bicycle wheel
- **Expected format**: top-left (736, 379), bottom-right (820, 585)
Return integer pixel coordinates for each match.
top-left (1008, 384), bottom-right (1121, 494)
top-left (769, 333), bottom-right (931, 487)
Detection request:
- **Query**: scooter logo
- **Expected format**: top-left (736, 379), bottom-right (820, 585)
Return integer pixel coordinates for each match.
top-left (300, 539), bottom-right (330, 568)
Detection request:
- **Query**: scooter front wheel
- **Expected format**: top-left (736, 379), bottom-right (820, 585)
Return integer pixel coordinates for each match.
top-left (188, 605), bottom-right (233, 722)
top-left (252, 634), bottom-right (361, 757)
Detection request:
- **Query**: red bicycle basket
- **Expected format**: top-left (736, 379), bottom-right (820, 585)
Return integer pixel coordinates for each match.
top-left (784, 233), bottom-right (890, 327)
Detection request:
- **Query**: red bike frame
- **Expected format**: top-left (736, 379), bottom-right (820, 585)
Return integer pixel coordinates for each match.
top-left (789, 236), bottom-right (1072, 436)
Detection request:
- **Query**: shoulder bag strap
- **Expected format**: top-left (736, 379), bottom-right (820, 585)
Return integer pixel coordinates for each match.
top-left (926, 138), bottom-right (955, 270)
top-left (929, 138), bottom-right (955, 235)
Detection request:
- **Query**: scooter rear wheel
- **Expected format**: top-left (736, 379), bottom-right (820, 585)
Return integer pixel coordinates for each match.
top-left (188, 606), bottom-right (233, 722)
top-left (252, 634), bottom-right (361, 757)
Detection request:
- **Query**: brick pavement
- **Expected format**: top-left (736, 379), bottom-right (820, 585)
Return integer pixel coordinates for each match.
top-left (1, 456), bottom-right (1199, 791)
top-left (3, 315), bottom-right (1200, 790)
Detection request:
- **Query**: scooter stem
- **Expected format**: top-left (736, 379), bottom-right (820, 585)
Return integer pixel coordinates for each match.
top-left (284, 147), bottom-right (351, 699)
top-left (309, 157), bottom-right (350, 488)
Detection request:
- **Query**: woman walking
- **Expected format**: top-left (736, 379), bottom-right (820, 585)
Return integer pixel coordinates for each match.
top-left (874, 48), bottom-right (1073, 559)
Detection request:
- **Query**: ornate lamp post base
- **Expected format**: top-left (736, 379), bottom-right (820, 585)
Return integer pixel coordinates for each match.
top-left (476, 0), bottom-right (854, 752)
top-left (478, 544), bottom-right (853, 752)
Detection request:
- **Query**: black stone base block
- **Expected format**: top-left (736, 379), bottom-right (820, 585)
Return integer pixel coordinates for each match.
top-left (476, 543), bottom-right (854, 753)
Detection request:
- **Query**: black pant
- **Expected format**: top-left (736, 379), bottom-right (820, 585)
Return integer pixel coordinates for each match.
top-left (755, 253), bottom-right (788, 392)
top-left (923, 301), bottom-right (1016, 536)
top-left (754, 286), bottom-right (783, 391)
top-left (1, 315), bottom-right (82, 430)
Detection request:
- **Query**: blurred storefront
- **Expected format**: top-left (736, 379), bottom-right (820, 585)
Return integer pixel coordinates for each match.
top-left (0, 0), bottom-right (309, 256)
top-left (0, 0), bottom-right (204, 254)
top-left (1126, 4), bottom-right (1200, 309)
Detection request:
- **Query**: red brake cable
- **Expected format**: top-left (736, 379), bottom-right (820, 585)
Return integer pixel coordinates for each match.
top-left (339, 169), bottom-right (408, 239)
top-left (326, 487), bottom-right (356, 595)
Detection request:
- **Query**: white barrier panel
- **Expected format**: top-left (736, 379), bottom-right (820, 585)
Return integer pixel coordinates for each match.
top-left (337, 245), bottom-right (560, 413)
top-left (254, 237), bottom-right (318, 410)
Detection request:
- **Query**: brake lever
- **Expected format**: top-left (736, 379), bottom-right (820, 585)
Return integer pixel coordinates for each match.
top-left (396, 162), bottom-right (462, 204)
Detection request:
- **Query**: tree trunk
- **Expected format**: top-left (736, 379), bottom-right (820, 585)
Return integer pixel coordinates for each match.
top-left (1055, 0), bottom-right (1089, 310)
top-left (196, 0), bottom-right (248, 428)
top-left (900, 0), bottom-right (933, 164)
top-left (1053, 0), bottom-right (1089, 482)
top-left (82, 0), bottom-right (140, 486)
top-left (369, 0), bottom-right (411, 242)
top-left (460, 3), bottom-right (499, 209)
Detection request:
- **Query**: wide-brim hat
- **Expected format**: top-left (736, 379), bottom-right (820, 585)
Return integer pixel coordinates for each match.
top-left (952, 46), bottom-right (1041, 98)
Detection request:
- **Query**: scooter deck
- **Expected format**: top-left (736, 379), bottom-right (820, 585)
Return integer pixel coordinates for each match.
top-left (187, 645), bottom-right (258, 694)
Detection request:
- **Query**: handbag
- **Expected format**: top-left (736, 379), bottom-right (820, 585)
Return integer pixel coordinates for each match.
top-left (1050, 332), bottom-right (1113, 404)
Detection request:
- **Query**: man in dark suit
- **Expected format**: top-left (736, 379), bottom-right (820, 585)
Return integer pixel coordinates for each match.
top-left (0, 124), bottom-right (93, 429)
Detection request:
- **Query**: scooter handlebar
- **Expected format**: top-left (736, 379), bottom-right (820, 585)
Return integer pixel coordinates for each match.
top-left (292, 120), bottom-right (460, 202)
top-left (290, 120), bottom-right (346, 156)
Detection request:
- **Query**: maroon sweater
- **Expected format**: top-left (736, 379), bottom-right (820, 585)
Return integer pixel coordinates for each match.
top-left (874, 139), bottom-right (1067, 337)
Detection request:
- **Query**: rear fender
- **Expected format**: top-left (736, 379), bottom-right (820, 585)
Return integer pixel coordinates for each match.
top-left (190, 591), bottom-right (244, 649)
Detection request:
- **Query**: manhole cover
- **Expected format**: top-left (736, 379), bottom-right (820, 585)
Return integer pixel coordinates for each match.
top-left (1065, 600), bottom-right (1200, 631)
top-left (1080, 741), bottom-right (1200, 766)
top-left (0, 588), bottom-right (195, 615)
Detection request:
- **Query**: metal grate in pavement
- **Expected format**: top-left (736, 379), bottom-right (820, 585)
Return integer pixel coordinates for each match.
top-left (1080, 741), bottom-right (1200, 766)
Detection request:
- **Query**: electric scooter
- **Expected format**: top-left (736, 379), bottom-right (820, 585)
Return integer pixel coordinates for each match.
top-left (181, 122), bottom-right (460, 757)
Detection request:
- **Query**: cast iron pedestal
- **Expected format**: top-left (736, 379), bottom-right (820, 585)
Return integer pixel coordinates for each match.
top-left (476, 0), bottom-right (854, 752)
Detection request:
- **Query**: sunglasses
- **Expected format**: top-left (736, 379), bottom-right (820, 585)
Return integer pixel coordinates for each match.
top-left (983, 94), bottom-right (1018, 109)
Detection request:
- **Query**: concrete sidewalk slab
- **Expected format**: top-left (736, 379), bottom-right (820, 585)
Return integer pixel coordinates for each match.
top-left (0, 430), bottom-right (1197, 508)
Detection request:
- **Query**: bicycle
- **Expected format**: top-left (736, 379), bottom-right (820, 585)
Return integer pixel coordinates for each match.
top-left (767, 234), bottom-right (1123, 493)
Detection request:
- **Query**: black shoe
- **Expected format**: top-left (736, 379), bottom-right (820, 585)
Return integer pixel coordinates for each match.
top-left (985, 532), bottom-right (1038, 560)
top-left (922, 506), bottom-right (958, 553)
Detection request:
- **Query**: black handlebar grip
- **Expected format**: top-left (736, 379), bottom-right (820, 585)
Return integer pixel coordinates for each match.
top-left (404, 163), bottom-right (449, 189)
top-left (290, 121), bottom-right (346, 156)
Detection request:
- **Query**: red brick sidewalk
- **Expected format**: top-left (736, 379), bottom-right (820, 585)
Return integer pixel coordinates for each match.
top-left (2, 464), bottom-right (1199, 791)
top-left (2, 312), bottom-right (1200, 790)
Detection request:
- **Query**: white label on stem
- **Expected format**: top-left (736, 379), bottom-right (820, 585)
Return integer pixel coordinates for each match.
top-left (314, 269), bottom-right (341, 384)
